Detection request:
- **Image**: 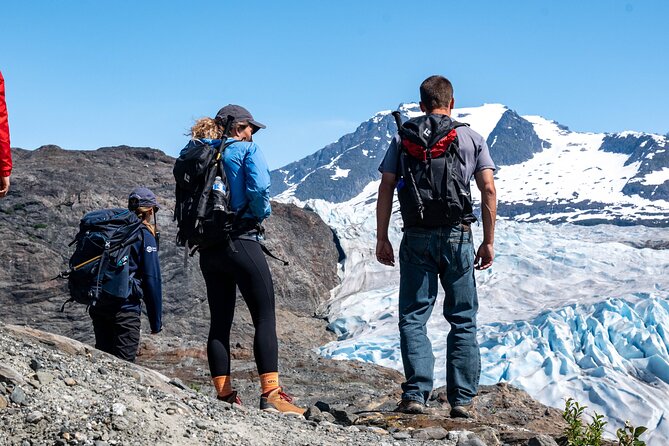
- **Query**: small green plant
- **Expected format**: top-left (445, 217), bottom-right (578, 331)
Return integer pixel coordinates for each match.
top-left (188, 382), bottom-right (202, 393)
top-left (584, 413), bottom-right (606, 446)
top-left (616, 420), bottom-right (647, 446)
top-left (562, 398), bottom-right (647, 446)
top-left (33, 223), bottom-right (47, 229)
top-left (564, 398), bottom-right (586, 444)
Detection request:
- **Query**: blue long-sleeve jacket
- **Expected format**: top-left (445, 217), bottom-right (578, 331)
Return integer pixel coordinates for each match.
top-left (180, 138), bottom-right (272, 221)
top-left (118, 226), bottom-right (163, 332)
top-left (222, 138), bottom-right (272, 221)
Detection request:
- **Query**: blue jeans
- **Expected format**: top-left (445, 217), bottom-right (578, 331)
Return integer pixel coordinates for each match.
top-left (398, 225), bottom-right (480, 407)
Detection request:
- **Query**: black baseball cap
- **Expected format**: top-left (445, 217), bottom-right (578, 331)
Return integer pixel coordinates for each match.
top-left (215, 104), bottom-right (266, 134)
top-left (128, 187), bottom-right (160, 211)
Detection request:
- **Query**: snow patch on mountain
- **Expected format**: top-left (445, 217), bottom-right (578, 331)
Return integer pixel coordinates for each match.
top-left (331, 167), bottom-right (350, 180)
top-left (496, 115), bottom-right (669, 224)
top-left (639, 167), bottom-right (669, 186)
top-left (498, 116), bottom-right (637, 205)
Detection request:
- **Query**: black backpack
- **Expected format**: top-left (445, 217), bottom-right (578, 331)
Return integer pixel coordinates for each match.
top-left (59, 208), bottom-right (144, 311)
top-left (392, 111), bottom-right (476, 228)
top-left (173, 117), bottom-right (247, 253)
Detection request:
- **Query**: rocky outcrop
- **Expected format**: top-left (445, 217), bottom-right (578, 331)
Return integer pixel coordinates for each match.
top-left (0, 146), bottom-right (339, 347)
top-left (600, 133), bottom-right (669, 201)
top-left (486, 109), bottom-right (547, 166)
top-left (0, 323), bottom-right (606, 446)
top-left (0, 323), bottom-right (401, 446)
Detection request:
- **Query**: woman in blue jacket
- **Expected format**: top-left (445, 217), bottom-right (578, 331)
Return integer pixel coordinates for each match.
top-left (190, 105), bottom-right (304, 415)
top-left (88, 187), bottom-right (163, 362)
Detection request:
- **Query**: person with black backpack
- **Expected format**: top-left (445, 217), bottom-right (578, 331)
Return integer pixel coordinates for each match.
top-left (177, 105), bottom-right (304, 415)
top-left (375, 75), bottom-right (497, 418)
top-left (86, 187), bottom-right (163, 362)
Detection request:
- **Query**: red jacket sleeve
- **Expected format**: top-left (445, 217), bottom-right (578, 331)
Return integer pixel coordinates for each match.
top-left (0, 71), bottom-right (12, 177)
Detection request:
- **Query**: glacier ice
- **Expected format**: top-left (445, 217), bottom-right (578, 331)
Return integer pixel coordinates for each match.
top-left (281, 187), bottom-right (669, 444)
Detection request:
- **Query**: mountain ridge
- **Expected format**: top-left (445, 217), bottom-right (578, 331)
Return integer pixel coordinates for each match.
top-left (270, 103), bottom-right (669, 226)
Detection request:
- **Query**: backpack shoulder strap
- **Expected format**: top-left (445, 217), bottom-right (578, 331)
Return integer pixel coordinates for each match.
top-left (447, 121), bottom-right (469, 165)
top-left (450, 120), bottom-right (469, 131)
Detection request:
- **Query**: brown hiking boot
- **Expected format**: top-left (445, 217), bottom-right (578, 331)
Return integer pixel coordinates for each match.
top-left (259, 387), bottom-right (305, 416)
top-left (394, 399), bottom-right (426, 414)
top-left (217, 391), bottom-right (242, 405)
top-left (450, 405), bottom-right (472, 418)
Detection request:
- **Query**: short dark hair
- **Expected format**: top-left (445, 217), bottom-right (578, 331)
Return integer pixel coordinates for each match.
top-left (420, 75), bottom-right (454, 111)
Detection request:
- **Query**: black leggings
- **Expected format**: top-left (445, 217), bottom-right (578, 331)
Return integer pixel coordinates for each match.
top-left (199, 238), bottom-right (278, 377)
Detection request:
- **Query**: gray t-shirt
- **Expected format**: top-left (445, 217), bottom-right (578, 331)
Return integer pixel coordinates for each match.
top-left (378, 125), bottom-right (496, 180)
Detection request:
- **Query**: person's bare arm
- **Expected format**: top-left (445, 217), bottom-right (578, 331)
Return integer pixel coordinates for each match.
top-left (376, 172), bottom-right (397, 266)
top-left (0, 176), bottom-right (9, 197)
top-left (474, 168), bottom-right (496, 270)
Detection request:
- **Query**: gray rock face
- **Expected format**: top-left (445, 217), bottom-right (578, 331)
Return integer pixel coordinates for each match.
top-left (270, 111), bottom-right (396, 203)
top-left (600, 133), bottom-right (669, 201)
top-left (413, 426), bottom-right (449, 440)
top-left (486, 109), bottom-right (547, 166)
top-left (528, 434), bottom-right (560, 446)
top-left (0, 146), bottom-right (339, 347)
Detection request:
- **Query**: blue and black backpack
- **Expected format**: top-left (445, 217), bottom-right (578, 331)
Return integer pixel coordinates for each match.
top-left (59, 208), bottom-right (144, 311)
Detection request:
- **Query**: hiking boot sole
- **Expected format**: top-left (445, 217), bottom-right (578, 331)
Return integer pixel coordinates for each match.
top-left (261, 407), bottom-right (304, 416)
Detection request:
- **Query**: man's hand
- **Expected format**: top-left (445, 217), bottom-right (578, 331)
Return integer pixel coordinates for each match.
top-left (475, 243), bottom-right (494, 270)
top-left (474, 168), bottom-right (496, 271)
top-left (0, 175), bottom-right (9, 197)
top-left (376, 239), bottom-right (395, 266)
top-left (376, 172), bottom-right (397, 267)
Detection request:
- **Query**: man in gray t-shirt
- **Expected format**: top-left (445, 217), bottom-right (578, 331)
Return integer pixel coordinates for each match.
top-left (375, 75), bottom-right (497, 418)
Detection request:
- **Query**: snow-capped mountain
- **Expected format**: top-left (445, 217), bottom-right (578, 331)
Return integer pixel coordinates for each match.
top-left (271, 103), bottom-right (669, 226)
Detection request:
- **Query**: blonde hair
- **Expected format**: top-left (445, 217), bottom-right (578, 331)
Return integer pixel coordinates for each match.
top-left (190, 117), bottom-right (223, 139)
top-left (135, 206), bottom-right (157, 236)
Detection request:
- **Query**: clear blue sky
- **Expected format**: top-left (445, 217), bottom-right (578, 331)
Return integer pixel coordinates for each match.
top-left (3, 0), bottom-right (668, 169)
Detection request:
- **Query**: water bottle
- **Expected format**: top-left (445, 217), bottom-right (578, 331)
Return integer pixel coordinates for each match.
top-left (212, 176), bottom-right (226, 211)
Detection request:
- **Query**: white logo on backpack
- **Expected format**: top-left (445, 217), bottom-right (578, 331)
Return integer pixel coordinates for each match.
top-left (146, 246), bottom-right (157, 253)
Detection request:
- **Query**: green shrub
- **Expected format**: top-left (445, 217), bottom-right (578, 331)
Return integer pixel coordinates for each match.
top-left (562, 398), bottom-right (647, 446)
top-left (563, 398), bottom-right (604, 445)
top-left (617, 421), bottom-right (648, 446)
